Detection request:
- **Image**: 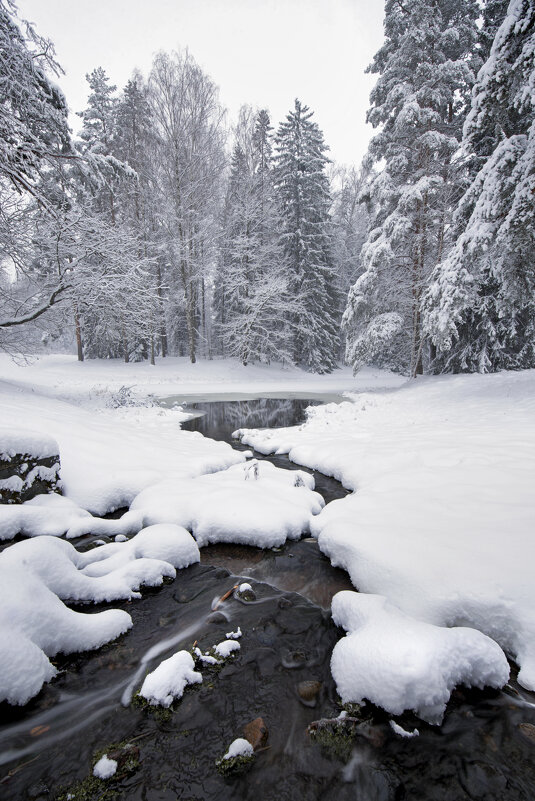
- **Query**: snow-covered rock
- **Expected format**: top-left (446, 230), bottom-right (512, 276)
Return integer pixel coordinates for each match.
top-left (331, 591), bottom-right (509, 723)
top-left (93, 755), bottom-right (118, 779)
top-left (214, 640), bottom-right (241, 659)
top-left (139, 650), bottom-right (202, 707)
top-left (131, 460), bottom-right (323, 548)
top-left (0, 428), bottom-right (61, 504)
top-left (221, 738), bottom-right (254, 760)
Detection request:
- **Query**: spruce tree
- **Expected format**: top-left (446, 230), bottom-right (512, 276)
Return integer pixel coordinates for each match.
top-left (423, 0), bottom-right (535, 372)
top-left (343, 0), bottom-right (479, 376)
top-left (274, 99), bottom-right (340, 373)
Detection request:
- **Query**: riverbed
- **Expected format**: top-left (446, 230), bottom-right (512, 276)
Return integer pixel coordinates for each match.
top-left (1, 396), bottom-right (535, 801)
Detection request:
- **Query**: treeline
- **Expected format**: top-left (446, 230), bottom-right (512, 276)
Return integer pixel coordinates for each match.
top-left (0, 3), bottom-right (365, 373)
top-left (1, 0), bottom-right (533, 376)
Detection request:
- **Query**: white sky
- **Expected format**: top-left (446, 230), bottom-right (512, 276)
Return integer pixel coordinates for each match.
top-left (16, 0), bottom-right (384, 166)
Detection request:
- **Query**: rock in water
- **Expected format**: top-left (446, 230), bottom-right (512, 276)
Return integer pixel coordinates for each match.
top-left (243, 717), bottom-right (268, 750)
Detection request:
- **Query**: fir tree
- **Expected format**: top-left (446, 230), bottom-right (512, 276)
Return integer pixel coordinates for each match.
top-left (343, 0), bottom-right (479, 376)
top-left (423, 0), bottom-right (535, 372)
top-left (274, 99), bottom-right (340, 373)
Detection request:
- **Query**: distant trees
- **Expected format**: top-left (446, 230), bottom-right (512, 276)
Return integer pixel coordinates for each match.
top-left (214, 107), bottom-right (293, 366)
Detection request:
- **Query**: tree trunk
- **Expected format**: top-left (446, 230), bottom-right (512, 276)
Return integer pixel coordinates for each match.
top-left (74, 307), bottom-right (84, 362)
top-left (150, 335), bottom-right (155, 366)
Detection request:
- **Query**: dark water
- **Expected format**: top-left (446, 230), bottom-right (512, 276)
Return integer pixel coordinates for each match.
top-left (2, 398), bottom-right (535, 800)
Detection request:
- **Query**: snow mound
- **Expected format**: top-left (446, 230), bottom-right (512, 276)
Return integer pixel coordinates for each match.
top-left (0, 493), bottom-right (143, 541)
top-left (131, 460), bottom-right (323, 548)
top-left (221, 738), bottom-right (254, 760)
top-left (93, 755), bottom-right (118, 779)
top-left (139, 650), bottom-right (202, 707)
top-left (0, 428), bottom-right (59, 460)
top-left (214, 640), bottom-right (241, 659)
top-left (0, 524), bottom-right (198, 603)
top-left (331, 591), bottom-right (509, 724)
top-left (0, 565), bottom-right (132, 705)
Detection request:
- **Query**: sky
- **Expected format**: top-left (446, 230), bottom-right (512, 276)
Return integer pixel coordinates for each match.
top-left (16, 0), bottom-right (385, 167)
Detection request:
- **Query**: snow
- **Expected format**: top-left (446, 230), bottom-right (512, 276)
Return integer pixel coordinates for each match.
top-left (238, 583), bottom-right (252, 594)
top-left (139, 650), bottom-right (202, 707)
top-left (226, 627), bottom-right (242, 640)
top-left (236, 370), bottom-right (535, 696)
top-left (214, 639), bottom-right (241, 659)
top-left (0, 428), bottom-right (59, 460)
top-left (331, 592), bottom-right (509, 724)
top-left (390, 721), bottom-right (419, 738)
top-left (221, 738), bottom-right (254, 760)
top-left (130, 460), bottom-right (323, 548)
top-left (93, 755), bottom-right (118, 779)
top-left (0, 564), bottom-right (132, 705)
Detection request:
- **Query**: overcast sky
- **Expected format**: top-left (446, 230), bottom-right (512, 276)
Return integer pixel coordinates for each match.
top-left (16, 0), bottom-right (385, 166)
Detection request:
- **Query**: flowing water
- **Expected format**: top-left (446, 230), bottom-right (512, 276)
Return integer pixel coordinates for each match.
top-left (2, 397), bottom-right (535, 801)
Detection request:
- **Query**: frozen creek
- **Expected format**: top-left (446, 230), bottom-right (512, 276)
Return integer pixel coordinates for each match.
top-left (1, 397), bottom-right (535, 801)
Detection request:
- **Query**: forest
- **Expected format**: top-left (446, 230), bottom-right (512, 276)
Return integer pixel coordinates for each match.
top-left (0, 0), bottom-right (533, 377)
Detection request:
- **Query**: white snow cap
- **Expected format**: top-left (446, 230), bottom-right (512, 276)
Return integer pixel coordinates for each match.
top-left (0, 428), bottom-right (59, 460)
top-left (139, 650), bottom-right (202, 707)
top-left (214, 640), bottom-right (241, 659)
top-left (222, 738), bottom-right (254, 760)
top-left (331, 591), bottom-right (509, 724)
top-left (131, 460), bottom-right (322, 548)
top-left (93, 755), bottom-right (118, 779)
top-left (390, 721), bottom-right (419, 738)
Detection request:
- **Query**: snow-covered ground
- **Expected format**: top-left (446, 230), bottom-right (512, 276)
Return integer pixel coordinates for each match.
top-left (236, 369), bottom-right (535, 702)
top-left (1, 354), bottom-right (533, 721)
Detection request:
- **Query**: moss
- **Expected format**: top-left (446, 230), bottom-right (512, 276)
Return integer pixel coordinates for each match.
top-left (215, 752), bottom-right (255, 777)
top-left (132, 691), bottom-right (173, 722)
top-left (56, 739), bottom-right (141, 800)
top-left (56, 774), bottom-right (120, 801)
top-left (309, 720), bottom-right (358, 763)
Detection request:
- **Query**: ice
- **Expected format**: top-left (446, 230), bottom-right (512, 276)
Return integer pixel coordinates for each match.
top-left (139, 650), bottom-right (202, 707)
top-left (390, 721), bottom-right (419, 738)
top-left (93, 755), bottom-right (118, 779)
top-left (131, 460), bottom-right (323, 548)
top-left (331, 591), bottom-right (509, 723)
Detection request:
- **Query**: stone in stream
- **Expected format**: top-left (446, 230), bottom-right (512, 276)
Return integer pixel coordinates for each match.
top-left (0, 432), bottom-right (61, 504)
top-left (243, 717), bottom-right (268, 750)
top-left (519, 723), bottom-right (535, 744)
top-left (297, 680), bottom-right (322, 706)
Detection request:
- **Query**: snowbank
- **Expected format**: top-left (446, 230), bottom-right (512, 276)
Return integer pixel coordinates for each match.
top-left (331, 592), bottom-right (509, 723)
top-left (237, 370), bottom-right (535, 689)
top-left (0, 524), bottom-right (199, 603)
top-left (0, 565), bottom-right (132, 705)
top-left (0, 525), bottom-right (200, 704)
top-left (0, 428), bottom-right (59, 461)
top-left (139, 650), bottom-right (202, 707)
top-left (131, 460), bottom-right (323, 548)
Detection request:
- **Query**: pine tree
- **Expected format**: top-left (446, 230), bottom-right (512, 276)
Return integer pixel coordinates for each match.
top-left (274, 99), bottom-right (340, 373)
top-left (423, 0), bottom-right (535, 372)
top-left (342, 0), bottom-right (479, 376)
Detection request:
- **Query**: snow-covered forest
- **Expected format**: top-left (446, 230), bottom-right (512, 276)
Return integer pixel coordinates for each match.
top-left (2, 0), bottom-right (533, 377)
top-left (1, 0), bottom-right (535, 799)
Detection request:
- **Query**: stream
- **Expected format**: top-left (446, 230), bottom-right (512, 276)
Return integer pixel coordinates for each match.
top-left (1, 396), bottom-right (535, 801)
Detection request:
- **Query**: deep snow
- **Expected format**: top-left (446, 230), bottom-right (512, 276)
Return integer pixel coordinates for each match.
top-left (0, 354), bottom-right (532, 719)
